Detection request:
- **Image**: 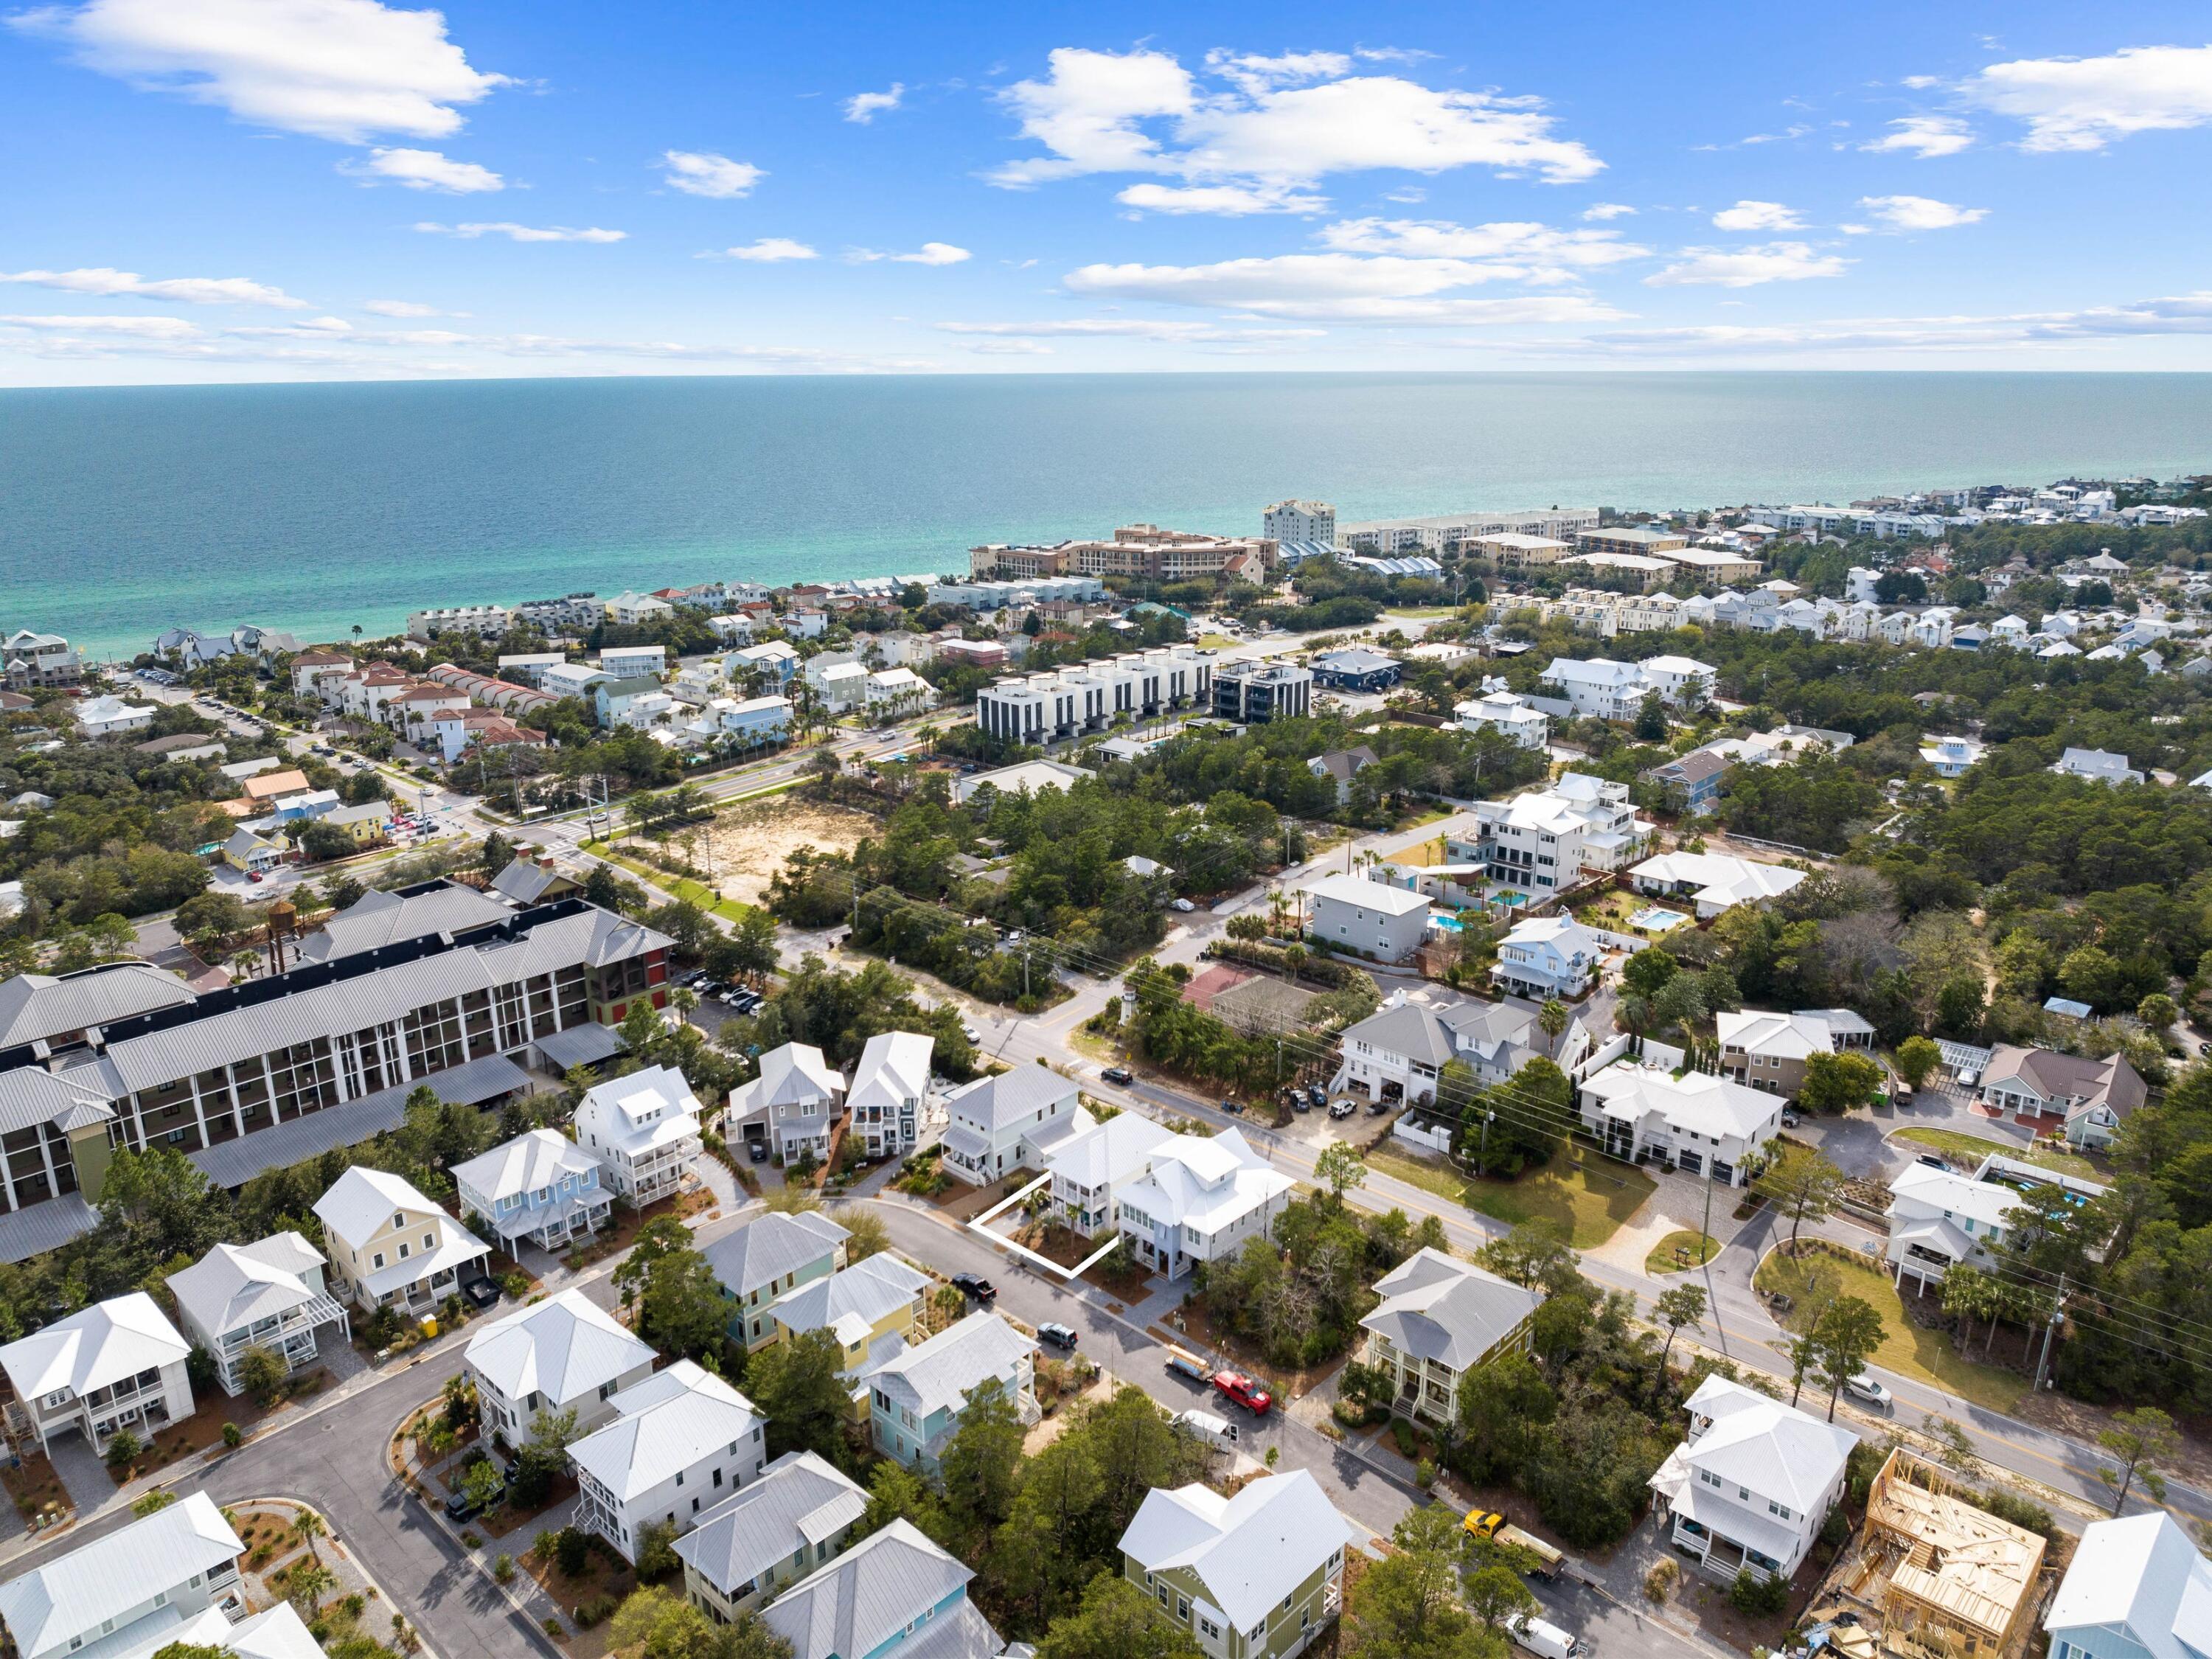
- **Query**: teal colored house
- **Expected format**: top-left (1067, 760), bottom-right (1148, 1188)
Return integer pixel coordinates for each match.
top-left (861, 1312), bottom-right (1037, 1472)
top-left (758, 1518), bottom-right (1001, 1659)
top-left (700, 1210), bottom-right (848, 1349)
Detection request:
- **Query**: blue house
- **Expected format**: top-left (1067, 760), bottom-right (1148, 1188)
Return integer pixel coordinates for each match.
top-left (2044, 1511), bottom-right (2212, 1659)
top-left (1310, 647), bottom-right (1403, 692)
top-left (1640, 749), bottom-right (1731, 813)
top-left (861, 1312), bottom-right (1036, 1471)
top-left (451, 1129), bottom-right (611, 1252)
top-left (759, 1518), bottom-right (1002, 1659)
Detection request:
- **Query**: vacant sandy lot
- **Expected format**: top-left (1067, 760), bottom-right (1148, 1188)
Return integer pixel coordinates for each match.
top-left (700, 796), bottom-right (879, 905)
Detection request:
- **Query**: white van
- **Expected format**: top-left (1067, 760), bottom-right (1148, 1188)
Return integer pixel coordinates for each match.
top-left (1173, 1408), bottom-right (1240, 1453)
top-left (1506, 1613), bottom-right (1581, 1659)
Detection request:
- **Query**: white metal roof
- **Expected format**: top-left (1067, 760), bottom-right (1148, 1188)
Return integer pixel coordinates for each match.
top-left (577, 1064), bottom-right (702, 1156)
top-left (1046, 1112), bottom-right (1176, 1191)
top-left (452, 1128), bottom-right (599, 1204)
top-left (463, 1287), bottom-right (654, 1407)
top-left (566, 1360), bottom-right (762, 1501)
top-left (700, 1210), bottom-right (849, 1301)
top-left (769, 1254), bottom-right (928, 1346)
top-left (1119, 1471), bottom-right (1354, 1632)
top-left (672, 1451), bottom-right (869, 1596)
top-left (1582, 1063), bottom-right (1778, 1143)
top-left (1116, 1130), bottom-right (1293, 1231)
top-left (311, 1165), bottom-right (447, 1248)
top-left (846, 1031), bottom-right (933, 1116)
top-left (760, 1518), bottom-right (986, 1659)
top-left (1669, 1375), bottom-right (1856, 1512)
top-left (944, 1064), bottom-right (1079, 1134)
top-left (167, 1232), bottom-right (326, 1340)
top-left (858, 1310), bottom-right (1030, 1419)
top-left (113, 1605), bottom-right (322, 1659)
top-left (1888, 1163), bottom-right (2028, 1232)
top-left (0, 1291), bottom-right (189, 1402)
top-left (1305, 872), bottom-right (1433, 918)
top-left (2046, 1511), bottom-right (2212, 1659)
top-left (1360, 1248), bottom-right (1541, 1371)
top-left (0, 1492), bottom-right (240, 1659)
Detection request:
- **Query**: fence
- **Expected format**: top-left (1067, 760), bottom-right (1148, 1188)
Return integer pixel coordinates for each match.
top-left (1393, 1118), bottom-right (1455, 1155)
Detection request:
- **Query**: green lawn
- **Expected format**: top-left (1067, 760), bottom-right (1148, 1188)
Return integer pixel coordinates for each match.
top-left (1196, 633), bottom-right (1239, 649)
top-left (1366, 1147), bottom-right (1655, 1249)
top-left (1752, 1244), bottom-right (2028, 1413)
top-left (1891, 1127), bottom-right (2099, 1181)
top-left (582, 842), bottom-right (754, 922)
top-left (1646, 1231), bottom-right (1718, 1274)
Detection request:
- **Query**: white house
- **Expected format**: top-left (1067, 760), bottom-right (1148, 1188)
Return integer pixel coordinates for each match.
top-left (1463, 772), bottom-right (1649, 894)
top-left (76, 695), bottom-right (158, 740)
top-left (726, 1043), bottom-right (846, 1164)
top-left (1118, 1471), bottom-right (1354, 1659)
top-left (1579, 1062), bottom-right (1781, 1186)
top-left (938, 1063), bottom-right (1093, 1186)
top-left (1113, 1129), bottom-right (1295, 1281)
top-left (0, 1492), bottom-right (245, 1659)
top-left (452, 1128), bottom-right (613, 1253)
top-left (1883, 1162), bottom-right (2046, 1290)
top-left (312, 1166), bottom-right (492, 1317)
top-left (1491, 915), bottom-right (1602, 999)
top-left (862, 1311), bottom-right (1037, 1470)
top-left (1333, 992), bottom-right (1543, 1105)
top-left (844, 1030), bottom-right (933, 1160)
top-left (1455, 687), bottom-right (1550, 751)
top-left (111, 1606), bottom-right (320, 1659)
top-left (167, 1234), bottom-right (349, 1397)
top-left (569, 1360), bottom-right (769, 1562)
top-left (1649, 1376), bottom-right (1855, 1584)
top-left (1918, 734), bottom-right (1987, 776)
top-left (673, 1452), bottom-right (870, 1624)
top-left (1305, 872), bottom-right (1433, 964)
top-left (462, 1287), bottom-right (657, 1445)
top-left (574, 1064), bottom-right (703, 1203)
top-left (1541, 656), bottom-right (1652, 721)
top-left (2044, 1511), bottom-right (2212, 1659)
top-left (1044, 1113), bottom-right (1177, 1238)
top-left (2051, 747), bottom-right (2145, 787)
top-left (863, 667), bottom-right (932, 717)
top-left (1641, 654), bottom-right (1719, 705)
top-left (0, 1293), bottom-right (195, 1453)
top-left (1630, 851), bottom-right (1806, 919)
top-left (1358, 1249), bottom-right (1541, 1427)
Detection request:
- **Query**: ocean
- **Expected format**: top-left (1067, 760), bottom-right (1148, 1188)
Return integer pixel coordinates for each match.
top-left (4, 372), bottom-right (2209, 657)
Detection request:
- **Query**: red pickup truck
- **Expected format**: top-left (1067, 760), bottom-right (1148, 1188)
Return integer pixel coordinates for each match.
top-left (1211, 1370), bottom-right (1273, 1415)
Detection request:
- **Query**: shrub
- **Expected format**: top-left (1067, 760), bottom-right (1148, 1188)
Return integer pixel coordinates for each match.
top-left (1730, 1569), bottom-right (1790, 1618)
top-left (1820, 1505), bottom-right (1850, 1549)
top-left (1644, 1559), bottom-right (1679, 1603)
top-left (1390, 1419), bottom-right (1418, 1458)
top-left (131, 1489), bottom-right (176, 1515)
top-left (1975, 1487), bottom-right (2057, 1541)
top-left (541, 1618), bottom-right (565, 1639)
top-left (222, 1422), bottom-right (245, 1450)
top-left (460, 1530), bottom-right (483, 1549)
top-left (103, 1430), bottom-right (142, 1472)
top-left (501, 1271), bottom-right (532, 1300)
top-left (533, 1529), bottom-right (559, 1562)
top-left (1414, 1458), bottom-right (1436, 1489)
top-left (493, 1555), bottom-right (515, 1584)
top-left (555, 1527), bottom-right (589, 1576)
top-left (573, 1595), bottom-right (618, 1628)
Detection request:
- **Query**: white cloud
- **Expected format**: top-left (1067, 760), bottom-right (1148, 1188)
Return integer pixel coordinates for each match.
top-left (1116, 181), bottom-right (1325, 215)
top-left (1062, 253), bottom-right (1626, 323)
top-left (1859, 194), bottom-right (1987, 230)
top-left (1711, 199), bottom-right (1803, 231)
top-left (1315, 217), bottom-right (1649, 277)
top-left (964, 338), bottom-right (1054, 355)
top-left (0, 265), bottom-right (308, 307)
top-left (364, 297), bottom-right (465, 316)
top-left (936, 319), bottom-right (1324, 342)
top-left (1963, 44), bottom-right (2212, 151)
top-left (988, 45), bottom-right (1602, 210)
top-left (414, 221), bottom-right (626, 242)
top-left (844, 83), bottom-right (904, 123)
top-left (1901, 74), bottom-right (1942, 89)
top-left (351, 145), bottom-right (503, 191)
top-left (1644, 242), bottom-right (1849, 287)
top-left (849, 242), bottom-right (971, 265)
top-left (1861, 114), bottom-right (1975, 156)
top-left (1581, 202), bottom-right (1635, 220)
top-left (660, 150), bottom-right (763, 198)
top-left (1, 312), bottom-right (204, 336)
top-left (713, 238), bottom-right (819, 262)
top-left (9, 0), bottom-right (507, 142)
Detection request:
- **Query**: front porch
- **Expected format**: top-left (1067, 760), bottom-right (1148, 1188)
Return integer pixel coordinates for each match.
top-left (214, 1292), bottom-right (352, 1394)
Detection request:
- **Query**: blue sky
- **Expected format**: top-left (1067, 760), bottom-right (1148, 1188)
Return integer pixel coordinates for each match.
top-left (4, 0), bottom-right (2211, 383)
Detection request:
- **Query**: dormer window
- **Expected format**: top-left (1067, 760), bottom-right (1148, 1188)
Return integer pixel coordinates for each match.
top-left (393, 1213), bottom-right (406, 1229)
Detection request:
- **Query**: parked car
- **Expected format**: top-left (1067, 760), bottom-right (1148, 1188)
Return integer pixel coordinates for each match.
top-left (1843, 1373), bottom-right (1893, 1410)
top-left (1211, 1371), bottom-right (1273, 1415)
top-left (1780, 1109), bottom-right (1802, 1129)
top-left (951, 1273), bottom-right (997, 1304)
top-left (1306, 1085), bottom-right (1328, 1110)
top-left (445, 1475), bottom-right (502, 1522)
top-left (1506, 1612), bottom-right (1582, 1659)
top-left (1170, 898), bottom-right (1196, 912)
top-left (747, 1140), bottom-right (769, 1164)
top-left (1037, 1321), bottom-right (1079, 1349)
top-left (1102, 1066), bottom-right (1133, 1085)
top-left (246, 870), bottom-right (265, 883)
top-left (1915, 1154), bottom-right (1950, 1171)
top-left (962, 1023), bottom-right (981, 1043)
top-left (1329, 1099), bottom-right (1356, 1119)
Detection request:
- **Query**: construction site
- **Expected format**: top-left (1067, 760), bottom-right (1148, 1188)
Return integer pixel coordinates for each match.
top-left (1806, 1450), bottom-right (2055, 1659)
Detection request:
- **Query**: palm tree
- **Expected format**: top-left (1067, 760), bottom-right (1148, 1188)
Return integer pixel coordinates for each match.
top-left (668, 986), bottom-right (699, 1026)
top-left (286, 1562), bottom-right (335, 1614)
top-left (291, 1506), bottom-right (327, 1562)
top-left (1537, 999), bottom-right (1570, 1048)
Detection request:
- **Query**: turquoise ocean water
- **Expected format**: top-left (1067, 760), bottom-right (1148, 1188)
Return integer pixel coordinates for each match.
top-left (3, 372), bottom-right (2209, 657)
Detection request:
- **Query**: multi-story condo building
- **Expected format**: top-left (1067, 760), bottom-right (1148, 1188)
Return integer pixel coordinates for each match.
top-left (1262, 500), bottom-right (1336, 546)
top-left (1120, 1471), bottom-right (1353, 1659)
top-left (0, 1492), bottom-right (246, 1659)
top-left (1574, 525), bottom-right (1689, 558)
top-left (928, 575), bottom-right (1105, 611)
top-left (1340, 507), bottom-right (1598, 554)
top-left (1649, 1377), bottom-right (1854, 1584)
top-left (511, 593), bottom-right (603, 633)
top-left (1212, 661), bottom-right (1312, 723)
top-left (167, 1233), bottom-right (349, 1397)
top-left (406, 605), bottom-right (512, 643)
top-left (969, 526), bottom-right (1276, 582)
top-left (1458, 772), bottom-right (1648, 893)
top-left (570, 1360), bottom-right (768, 1562)
top-left (1, 630), bottom-right (83, 689)
top-left (574, 1065), bottom-right (703, 1203)
top-left (0, 890), bottom-right (670, 1266)
top-left (974, 647), bottom-right (1213, 745)
top-left (0, 1291), bottom-right (194, 1454)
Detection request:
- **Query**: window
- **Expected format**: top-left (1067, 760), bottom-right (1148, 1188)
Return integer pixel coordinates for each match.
top-left (423, 1233), bottom-right (435, 1250)
top-left (398, 1242), bottom-right (410, 1260)
top-left (1177, 1598), bottom-right (1189, 1620)
top-left (372, 1251), bottom-right (386, 1270)
top-left (393, 1213), bottom-right (405, 1229)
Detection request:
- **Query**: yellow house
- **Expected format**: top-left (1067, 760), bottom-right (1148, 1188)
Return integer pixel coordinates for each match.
top-left (221, 827), bottom-right (285, 874)
top-left (320, 801), bottom-right (392, 846)
top-left (763, 1254), bottom-right (930, 1382)
top-left (311, 1166), bottom-right (492, 1317)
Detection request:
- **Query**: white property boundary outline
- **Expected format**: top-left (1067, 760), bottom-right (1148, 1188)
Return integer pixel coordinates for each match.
top-left (964, 1173), bottom-right (1127, 1279)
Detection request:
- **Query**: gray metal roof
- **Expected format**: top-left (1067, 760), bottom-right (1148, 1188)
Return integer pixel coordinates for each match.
top-left (1360, 1248), bottom-right (1541, 1371)
top-left (701, 1210), bottom-right (849, 1301)
top-left (0, 1193), bottom-right (97, 1265)
top-left (298, 881), bottom-right (514, 963)
top-left (0, 963), bottom-right (196, 1049)
top-left (943, 1064), bottom-right (1079, 1134)
top-left (1340, 1001), bottom-right (1455, 1069)
top-left (532, 1023), bottom-right (626, 1071)
top-left (187, 1052), bottom-right (530, 1189)
top-left (672, 1451), bottom-right (869, 1593)
top-left (0, 1066), bottom-right (116, 1138)
top-left (759, 1518), bottom-right (985, 1659)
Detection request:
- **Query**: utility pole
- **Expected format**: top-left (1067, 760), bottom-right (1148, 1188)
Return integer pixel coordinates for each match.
top-left (2034, 1273), bottom-right (2067, 1389)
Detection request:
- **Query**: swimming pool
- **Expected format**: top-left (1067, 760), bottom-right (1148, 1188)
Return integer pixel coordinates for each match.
top-left (1627, 906), bottom-right (1691, 932)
